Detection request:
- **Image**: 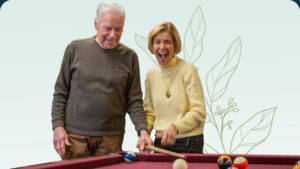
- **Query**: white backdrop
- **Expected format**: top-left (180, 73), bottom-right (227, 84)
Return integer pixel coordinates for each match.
top-left (0, 0), bottom-right (299, 168)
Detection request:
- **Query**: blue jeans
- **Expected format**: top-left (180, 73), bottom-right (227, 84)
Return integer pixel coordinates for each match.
top-left (154, 134), bottom-right (204, 153)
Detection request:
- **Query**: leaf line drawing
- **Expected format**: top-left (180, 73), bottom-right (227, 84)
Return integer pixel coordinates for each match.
top-left (204, 37), bottom-right (242, 153)
top-left (135, 34), bottom-right (157, 64)
top-left (135, 5), bottom-right (277, 154)
top-left (206, 37), bottom-right (241, 103)
top-left (230, 107), bottom-right (276, 154)
top-left (183, 6), bottom-right (206, 64)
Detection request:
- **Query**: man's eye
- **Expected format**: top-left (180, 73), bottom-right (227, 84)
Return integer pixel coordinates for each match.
top-left (104, 27), bottom-right (111, 31)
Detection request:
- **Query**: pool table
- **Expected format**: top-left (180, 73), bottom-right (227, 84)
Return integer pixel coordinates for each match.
top-left (17, 153), bottom-right (300, 169)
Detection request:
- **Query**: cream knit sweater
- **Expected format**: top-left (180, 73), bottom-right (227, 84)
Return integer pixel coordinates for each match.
top-left (144, 56), bottom-right (206, 138)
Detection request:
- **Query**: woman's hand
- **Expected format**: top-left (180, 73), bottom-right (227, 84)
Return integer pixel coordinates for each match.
top-left (155, 124), bottom-right (177, 146)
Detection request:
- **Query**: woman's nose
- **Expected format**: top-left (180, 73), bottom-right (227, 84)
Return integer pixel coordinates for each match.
top-left (159, 42), bottom-right (165, 49)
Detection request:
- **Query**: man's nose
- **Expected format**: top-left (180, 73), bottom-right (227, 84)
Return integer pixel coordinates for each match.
top-left (109, 30), bottom-right (116, 38)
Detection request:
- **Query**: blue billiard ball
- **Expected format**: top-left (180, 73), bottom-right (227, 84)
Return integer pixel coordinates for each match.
top-left (124, 152), bottom-right (136, 163)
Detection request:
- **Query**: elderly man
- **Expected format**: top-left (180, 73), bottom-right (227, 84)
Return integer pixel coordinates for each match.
top-left (51, 2), bottom-right (152, 160)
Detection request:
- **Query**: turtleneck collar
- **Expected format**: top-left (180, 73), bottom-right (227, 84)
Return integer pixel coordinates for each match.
top-left (159, 56), bottom-right (179, 72)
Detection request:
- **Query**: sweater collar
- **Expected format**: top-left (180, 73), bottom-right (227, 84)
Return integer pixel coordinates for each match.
top-left (159, 56), bottom-right (179, 72)
top-left (93, 35), bottom-right (120, 51)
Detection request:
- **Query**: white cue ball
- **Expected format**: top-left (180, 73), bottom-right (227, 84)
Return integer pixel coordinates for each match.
top-left (173, 159), bottom-right (188, 169)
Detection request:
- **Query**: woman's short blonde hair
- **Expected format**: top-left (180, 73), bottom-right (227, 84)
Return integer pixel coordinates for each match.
top-left (148, 22), bottom-right (182, 54)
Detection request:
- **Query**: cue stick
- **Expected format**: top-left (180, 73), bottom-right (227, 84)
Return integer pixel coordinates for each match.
top-left (145, 145), bottom-right (186, 159)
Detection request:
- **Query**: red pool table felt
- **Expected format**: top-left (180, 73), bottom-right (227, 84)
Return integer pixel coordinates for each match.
top-left (17, 153), bottom-right (300, 169)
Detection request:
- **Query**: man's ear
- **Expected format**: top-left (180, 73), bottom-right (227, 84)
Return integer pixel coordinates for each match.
top-left (94, 19), bottom-right (98, 30)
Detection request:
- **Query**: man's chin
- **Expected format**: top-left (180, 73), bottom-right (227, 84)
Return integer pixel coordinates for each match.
top-left (103, 44), bottom-right (117, 49)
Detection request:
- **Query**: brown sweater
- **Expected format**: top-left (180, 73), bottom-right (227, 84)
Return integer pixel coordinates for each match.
top-left (51, 36), bottom-right (146, 136)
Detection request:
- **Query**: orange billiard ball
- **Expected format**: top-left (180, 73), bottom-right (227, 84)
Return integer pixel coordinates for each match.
top-left (233, 156), bottom-right (248, 169)
top-left (217, 155), bottom-right (232, 169)
top-left (218, 155), bottom-right (232, 162)
top-left (293, 164), bottom-right (300, 169)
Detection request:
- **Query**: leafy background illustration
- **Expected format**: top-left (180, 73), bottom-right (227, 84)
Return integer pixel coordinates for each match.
top-left (0, 0), bottom-right (299, 168)
top-left (135, 5), bottom-right (277, 154)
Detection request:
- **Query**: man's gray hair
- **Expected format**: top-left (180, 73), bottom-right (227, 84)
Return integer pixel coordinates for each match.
top-left (95, 2), bottom-right (125, 23)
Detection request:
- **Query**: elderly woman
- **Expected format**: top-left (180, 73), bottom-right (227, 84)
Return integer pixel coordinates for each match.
top-left (144, 22), bottom-right (206, 153)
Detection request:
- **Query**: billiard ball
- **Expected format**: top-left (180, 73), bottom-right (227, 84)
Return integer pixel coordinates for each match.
top-left (123, 152), bottom-right (136, 163)
top-left (218, 155), bottom-right (232, 169)
top-left (293, 164), bottom-right (300, 169)
top-left (218, 155), bottom-right (232, 162)
top-left (296, 160), bottom-right (300, 165)
top-left (173, 159), bottom-right (188, 169)
top-left (226, 167), bottom-right (238, 169)
top-left (233, 156), bottom-right (248, 169)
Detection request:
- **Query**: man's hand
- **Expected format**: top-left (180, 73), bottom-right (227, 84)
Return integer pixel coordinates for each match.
top-left (136, 130), bottom-right (153, 153)
top-left (53, 127), bottom-right (71, 157)
top-left (155, 124), bottom-right (177, 146)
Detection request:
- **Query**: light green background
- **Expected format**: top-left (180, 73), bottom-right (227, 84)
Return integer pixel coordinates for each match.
top-left (0, 0), bottom-right (299, 168)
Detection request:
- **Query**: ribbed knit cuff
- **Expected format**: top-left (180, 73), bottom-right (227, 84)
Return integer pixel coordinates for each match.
top-left (52, 121), bottom-right (64, 131)
top-left (138, 128), bottom-right (149, 136)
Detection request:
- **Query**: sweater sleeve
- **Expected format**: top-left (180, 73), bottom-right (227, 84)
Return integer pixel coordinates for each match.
top-left (173, 65), bottom-right (206, 134)
top-left (51, 44), bottom-right (73, 130)
top-left (144, 73), bottom-right (156, 134)
top-left (126, 55), bottom-right (147, 134)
